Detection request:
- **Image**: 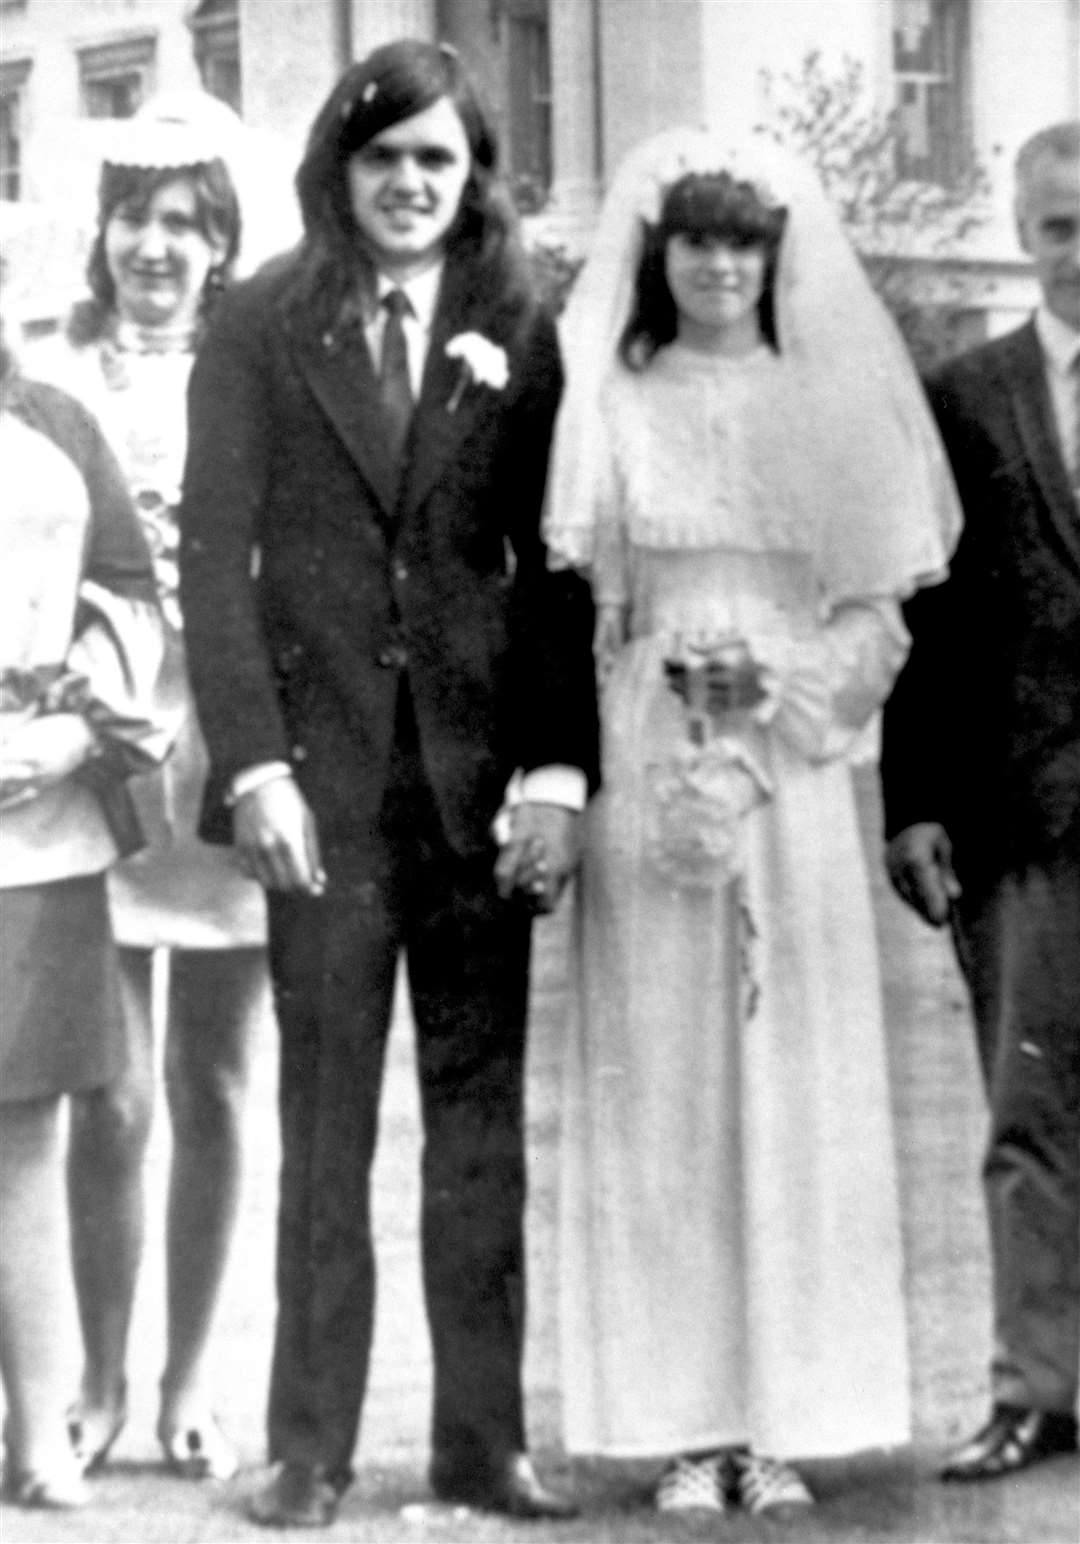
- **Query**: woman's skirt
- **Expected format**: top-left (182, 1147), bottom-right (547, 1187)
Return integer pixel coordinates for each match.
top-left (1, 872), bottom-right (126, 1101)
top-left (108, 703), bottom-right (267, 951)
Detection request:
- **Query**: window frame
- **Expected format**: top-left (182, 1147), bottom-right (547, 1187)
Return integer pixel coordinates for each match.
top-left (0, 58), bottom-right (31, 201)
top-left (892, 0), bottom-right (972, 187)
top-left (504, 0), bottom-right (553, 203)
top-left (188, 0), bottom-right (241, 113)
top-left (77, 34), bottom-right (157, 120)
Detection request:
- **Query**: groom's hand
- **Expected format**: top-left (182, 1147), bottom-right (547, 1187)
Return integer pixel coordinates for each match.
top-left (233, 776), bottom-right (326, 896)
top-left (495, 803), bottom-right (581, 914)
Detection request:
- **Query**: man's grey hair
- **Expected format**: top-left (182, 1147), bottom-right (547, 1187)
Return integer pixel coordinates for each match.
top-left (1015, 120), bottom-right (1080, 200)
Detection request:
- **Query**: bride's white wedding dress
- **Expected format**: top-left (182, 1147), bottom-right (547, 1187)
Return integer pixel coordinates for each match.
top-left (558, 343), bottom-right (912, 1459)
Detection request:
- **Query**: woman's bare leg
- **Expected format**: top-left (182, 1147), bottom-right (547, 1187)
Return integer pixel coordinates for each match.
top-left (65, 946), bottom-right (154, 1461)
top-left (1, 1096), bottom-right (86, 1499)
top-left (157, 946), bottom-right (266, 1473)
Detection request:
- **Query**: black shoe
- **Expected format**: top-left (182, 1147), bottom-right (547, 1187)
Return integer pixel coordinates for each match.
top-left (247, 1462), bottom-right (346, 1528)
top-left (940, 1405), bottom-right (1078, 1482)
top-left (430, 1450), bottom-right (579, 1519)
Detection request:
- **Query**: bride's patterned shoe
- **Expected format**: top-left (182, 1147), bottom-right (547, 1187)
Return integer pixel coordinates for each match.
top-left (655, 1452), bottom-right (732, 1512)
top-left (732, 1450), bottom-right (814, 1515)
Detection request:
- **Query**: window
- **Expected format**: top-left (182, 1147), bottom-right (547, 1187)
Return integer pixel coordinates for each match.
top-left (189, 0), bottom-right (241, 114)
top-left (0, 60), bottom-right (30, 200)
top-left (78, 36), bottom-right (156, 119)
top-left (505, 0), bottom-right (552, 203)
top-left (436, 0), bottom-right (553, 209)
top-left (892, 0), bottom-right (971, 185)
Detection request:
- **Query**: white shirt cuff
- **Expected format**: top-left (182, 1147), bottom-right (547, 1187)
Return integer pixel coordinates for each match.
top-left (225, 760), bottom-right (294, 806)
top-left (519, 765), bottom-right (588, 811)
top-left (491, 765), bottom-right (587, 846)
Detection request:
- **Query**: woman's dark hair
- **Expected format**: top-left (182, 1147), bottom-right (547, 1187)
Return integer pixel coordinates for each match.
top-left (619, 170), bottom-right (788, 369)
top-left (287, 38), bottom-right (531, 332)
top-left (69, 158), bottom-right (241, 345)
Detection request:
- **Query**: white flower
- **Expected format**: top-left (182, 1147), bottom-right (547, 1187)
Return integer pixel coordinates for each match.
top-left (445, 332), bottom-right (510, 411)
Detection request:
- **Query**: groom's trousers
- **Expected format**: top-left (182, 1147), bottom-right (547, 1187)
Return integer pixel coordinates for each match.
top-left (263, 685), bottom-right (533, 1482)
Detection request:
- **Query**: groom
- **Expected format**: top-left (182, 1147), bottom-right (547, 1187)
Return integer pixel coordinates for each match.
top-left (178, 39), bottom-right (598, 1528)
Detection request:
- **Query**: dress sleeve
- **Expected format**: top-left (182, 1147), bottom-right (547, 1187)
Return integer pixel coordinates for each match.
top-left (545, 386), bottom-right (628, 606)
top-left (64, 580), bottom-right (173, 774)
top-left (751, 598), bottom-right (910, 764)
top-left (20, 380), bottom-right (173, 774)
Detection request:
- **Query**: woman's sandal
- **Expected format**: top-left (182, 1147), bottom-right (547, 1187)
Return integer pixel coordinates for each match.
top-left (158, 1412), bottom-right (238, 1481)
top-left (66, 1389), bottom-right (127, 1476)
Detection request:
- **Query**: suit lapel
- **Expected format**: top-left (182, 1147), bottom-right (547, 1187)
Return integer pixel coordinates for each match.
top-left (283, 264), bottom-right (508, 527)
top-left (1003, 322), bottom-right (1080, 576)
top-left (289, 312), bottom-right (400, 522)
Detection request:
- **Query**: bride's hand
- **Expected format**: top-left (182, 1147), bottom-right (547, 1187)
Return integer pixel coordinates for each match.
top-left (703, 656), bottom-right (767, 714)
top-left (663, 646), bottom-right (766, 714)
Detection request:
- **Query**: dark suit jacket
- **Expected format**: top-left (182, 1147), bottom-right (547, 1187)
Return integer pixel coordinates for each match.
top-left (178, 250), bottom-right (599, 858)
top-left (881, 320), bottom-right (1080, 881)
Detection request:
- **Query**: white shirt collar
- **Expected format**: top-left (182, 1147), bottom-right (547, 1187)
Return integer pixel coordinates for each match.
top-left (374, 264), bottom-right (444, 332)
top-left (1034, 303), bottom-right (1080, 375)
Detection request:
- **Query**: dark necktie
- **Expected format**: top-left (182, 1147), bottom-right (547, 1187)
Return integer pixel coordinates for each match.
top-left (379, 289), bottom-right (414, 468)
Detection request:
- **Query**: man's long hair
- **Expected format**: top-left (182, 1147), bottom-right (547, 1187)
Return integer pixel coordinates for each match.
top-left (285, 38), bottom-right (532, 333)
top-left (70, 160), bottom-right (241, 345)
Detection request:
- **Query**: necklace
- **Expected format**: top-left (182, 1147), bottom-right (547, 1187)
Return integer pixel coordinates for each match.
top-left (99, 320), bottom-right (197, 393)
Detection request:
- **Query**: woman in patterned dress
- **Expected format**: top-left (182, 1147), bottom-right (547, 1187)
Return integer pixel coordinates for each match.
top-left (28, 97), bottom-right (271, 1481)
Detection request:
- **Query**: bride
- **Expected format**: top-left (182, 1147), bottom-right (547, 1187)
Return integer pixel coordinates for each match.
top-left (542, 129), bottom-right (962, 1516)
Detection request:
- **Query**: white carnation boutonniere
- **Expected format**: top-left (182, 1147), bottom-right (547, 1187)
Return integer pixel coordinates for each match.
top-left (445, 332), bottom-right (510, 413)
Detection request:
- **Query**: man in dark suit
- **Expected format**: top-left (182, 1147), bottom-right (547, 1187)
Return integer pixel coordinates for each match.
top-left (178, 41), bottom-right (598, 1527)
top-left (881, 120), bottom-right (1079, 1483)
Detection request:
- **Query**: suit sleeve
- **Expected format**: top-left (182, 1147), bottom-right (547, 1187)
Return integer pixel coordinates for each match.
top-left (500, 310), bottom-right (601, 793)
top-left (178, 288), bottom-right (293, 802)
top-left (879, 370), bottom-right (977, 840)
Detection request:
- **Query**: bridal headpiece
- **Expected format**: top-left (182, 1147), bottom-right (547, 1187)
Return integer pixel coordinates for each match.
top-left (543, 126), bottom-right (963, 607)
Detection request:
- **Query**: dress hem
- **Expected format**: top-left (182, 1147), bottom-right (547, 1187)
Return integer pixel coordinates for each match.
top-left (563, 1429), bottom-right (913, 1462)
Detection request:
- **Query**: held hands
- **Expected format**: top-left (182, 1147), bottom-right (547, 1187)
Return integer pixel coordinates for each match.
top-left (494, 802), bottom-right (581, 916)
top-left (0, 713), bottom-right (98, 808)
top-left (886, 821), bottom-right (961, 927)
top-left (233, 776), bottom-right (326, 896)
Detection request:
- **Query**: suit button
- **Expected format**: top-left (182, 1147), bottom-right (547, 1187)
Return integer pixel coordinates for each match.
top-left (377, 644), bottom-right (408, 669)
top-left (393, 562), bottom-right (408, 582)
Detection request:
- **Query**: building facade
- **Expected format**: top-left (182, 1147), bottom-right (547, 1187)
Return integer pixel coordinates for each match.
top-left (2, 0), bottom-right (1077, 330)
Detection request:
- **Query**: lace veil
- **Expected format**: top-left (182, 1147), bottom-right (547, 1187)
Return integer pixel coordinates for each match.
top-left (543, 127), bottom-right (963, 608)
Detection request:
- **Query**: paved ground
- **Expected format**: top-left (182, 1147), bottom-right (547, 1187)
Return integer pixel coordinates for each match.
top-left (3, 771), bottom-right (1078, 1542)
